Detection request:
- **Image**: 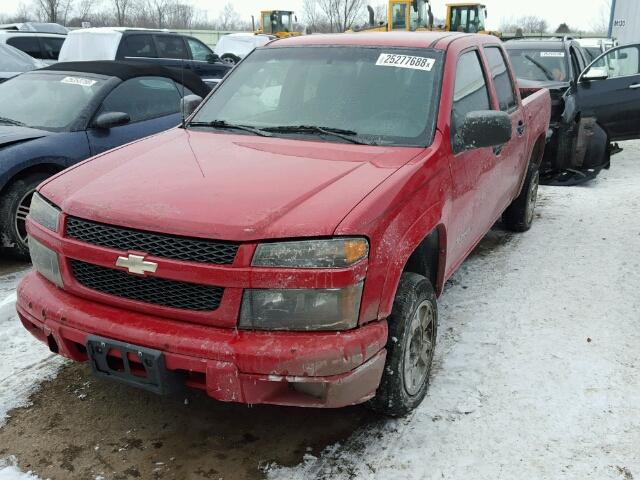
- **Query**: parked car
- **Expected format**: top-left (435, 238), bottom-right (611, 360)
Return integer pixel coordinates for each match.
top-left (17, 32), bottom-right (551, 416)
top-left (577, 37), bottom-right (617, 62)
top-left (0, 43), bottom-right (46, 82)
top-left (214, 33), bottom-right (275, 65)
top-left (59, 28), bottom-right (231, 89)
top-left (0, 23), bottom-right (67, 65)
top-left (0, 60), bottom-right (207, 258)
top-left (506, 37), bottom-right (608, 185)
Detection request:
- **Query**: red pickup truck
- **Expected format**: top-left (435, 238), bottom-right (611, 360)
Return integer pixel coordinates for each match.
top-left (18, 32), bottom-right (550, 416)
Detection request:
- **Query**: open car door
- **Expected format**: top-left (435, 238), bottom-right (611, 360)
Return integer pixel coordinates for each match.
top-left (576, 44), bottom-right (640, 141)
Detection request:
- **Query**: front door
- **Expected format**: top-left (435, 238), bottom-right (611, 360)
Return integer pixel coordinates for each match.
top-left (576, 44), bottom-right (640, 141)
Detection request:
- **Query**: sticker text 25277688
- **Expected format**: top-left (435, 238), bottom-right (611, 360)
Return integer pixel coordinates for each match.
top-left (376, 53), bottom-right (436, 71)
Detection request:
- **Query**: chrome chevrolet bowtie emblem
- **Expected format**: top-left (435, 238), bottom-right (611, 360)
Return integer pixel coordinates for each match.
top-left (115, 254), bottom-right (158, 275)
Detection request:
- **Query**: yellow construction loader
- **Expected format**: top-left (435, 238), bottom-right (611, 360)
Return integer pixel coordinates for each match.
top-left (257, 10), bottom-right (301, 38)
top-left (360, 0), bottom-right (500, 36)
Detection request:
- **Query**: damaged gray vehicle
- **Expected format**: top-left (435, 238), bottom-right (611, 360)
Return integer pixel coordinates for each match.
top-left (506, 38), bottom-right (640, 186)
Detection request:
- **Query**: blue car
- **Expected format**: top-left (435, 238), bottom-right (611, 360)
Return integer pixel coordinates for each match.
top-left (0, 60), bottom-right (208, 258)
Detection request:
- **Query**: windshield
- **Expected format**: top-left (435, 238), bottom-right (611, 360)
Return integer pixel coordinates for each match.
top-left (190, 46), bottom-right (443, 146)
top-left (507, 48), bottom-right (568, 82)
top-left (0, 44), bottom-right (37, 73)
top-left (0, 72), bottom-right (106, 131)
top-left (584, 46), bottom-right (602, 62)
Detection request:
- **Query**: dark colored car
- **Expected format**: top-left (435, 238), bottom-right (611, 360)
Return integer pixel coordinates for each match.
top-left (0, 43), bottom-right (46, 82)
top-left (0, 61), bottom-right (208, 258)
top-left (505, 37), bottom-right (599, 184)
top-left (59, 28), bottom-right (232, 89)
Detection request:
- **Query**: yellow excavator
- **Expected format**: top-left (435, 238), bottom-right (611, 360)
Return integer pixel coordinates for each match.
top-left (360, 0), bottom-right (499, 36)
top-left (256, 10), bottom-right (301, 38)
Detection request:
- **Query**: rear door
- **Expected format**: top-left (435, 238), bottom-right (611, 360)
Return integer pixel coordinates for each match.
top-left (482, 45), bottom-right (526, 207)
top-left (117, 33), bottom-right (158, 63)
top-left (576, 44), bottom-right (640, 141)
top-left (86, 76), bottom-right (182, 155)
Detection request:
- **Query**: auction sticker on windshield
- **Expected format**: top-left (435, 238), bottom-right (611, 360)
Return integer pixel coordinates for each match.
top-left (376, 53), bottom-right (435, 71)
top-left (540, 52), bottom-right (565, 57)
top-left (61, 76), bottom-right (98, 87)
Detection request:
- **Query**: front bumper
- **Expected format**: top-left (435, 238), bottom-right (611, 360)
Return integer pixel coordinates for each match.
top-left (17, 272), bottom-right (387, 408)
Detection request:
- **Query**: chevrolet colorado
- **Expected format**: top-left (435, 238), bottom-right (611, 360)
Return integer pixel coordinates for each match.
top-left (18, 32), bottom-right (550, 416)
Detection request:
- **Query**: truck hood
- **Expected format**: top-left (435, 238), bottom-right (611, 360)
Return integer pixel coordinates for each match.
top-left (41, 128), bottom-right (422, 241)
top-left (0, 125), bottom-right (50, 149)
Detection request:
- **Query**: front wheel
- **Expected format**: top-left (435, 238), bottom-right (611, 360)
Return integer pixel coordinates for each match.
top-left (503, 162), bottom-right (540, 232)
top-left (367, 272), bottom-right (438, 417)
top-left (0, 172), bottom-right (50, 259)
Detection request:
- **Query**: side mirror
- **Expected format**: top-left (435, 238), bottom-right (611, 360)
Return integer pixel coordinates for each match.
top-left (582, 66), bottom-right (609, 81)
top-left (93, 111), bottom-right (130, 129)
top-left (181, 94), bottom-right (203, 117)
top-left (457, 111), bottom-right (512, 151)
top-left (206, 53), bottom-right (220, 63)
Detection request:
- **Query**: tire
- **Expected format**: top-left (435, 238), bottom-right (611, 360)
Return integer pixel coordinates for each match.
top-left (0, 172), bottom-right (50, 259)
top-left (368, 272), bottom-right (438, 417)
top-left (221, 54), bottom-right (240, 65)
top-left (503, 162), bottom-right (540, 232)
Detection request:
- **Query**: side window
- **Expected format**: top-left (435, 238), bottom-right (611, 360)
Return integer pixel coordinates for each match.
top-left (120, 34), bottom-right (157, 58)
top-left (484, 46), bottom-right (517, 112)
top-left (97, 76), bottom-right (181, 123)
top-left (186, 37), bottom-right (213, 62)
top-left (451, 50), bottom-right (491, 153)
top-left (391, 3), bottom-right (407, 30)
top-left (591, 45), bottom-right (640, 78)
top-left (155, 35), bottom-right (189, 59)
top-left (40, 37), bottom-right (64, 60)
top-left (6, 37), bottom-right (42, 58)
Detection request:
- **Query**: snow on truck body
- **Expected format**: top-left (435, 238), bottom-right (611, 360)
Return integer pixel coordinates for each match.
top-left (17, 32), bottom-right (550, 415)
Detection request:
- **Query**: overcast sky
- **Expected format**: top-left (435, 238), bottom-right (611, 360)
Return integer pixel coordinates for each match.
top-left (1, 0), bottom-right (612, 32)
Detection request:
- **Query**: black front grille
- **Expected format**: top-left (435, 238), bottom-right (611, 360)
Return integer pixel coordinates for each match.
top-left (66, 217), bottom-right (238, 264)
top-left (71, 260), bottom-right (223, 311)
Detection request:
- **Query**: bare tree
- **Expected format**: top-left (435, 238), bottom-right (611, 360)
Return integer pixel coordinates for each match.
top-left (500, 15), bottom-right (548, 34)
top-left (167, 2), bottom-right (194, 29)
top-left (112, 0), bottom-right (133, 26)
top-left (305, 0), bottom-right (366, 33)
top-left (590, 0), bottom-right (611, 34)
top-left (217, 2), bottom-right (240, 30)
top-left (34, 0), bottom-right (74, 23)
top-left (146, 0), bottom-right (172, 28)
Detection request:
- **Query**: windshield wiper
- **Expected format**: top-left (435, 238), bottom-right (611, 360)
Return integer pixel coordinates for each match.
top-left (262, 125), bottom-right (376, 145)
top-left (524, 55), bottom-right (555, 81)
top-left (187, 119), bottom-right (273, 137)
top-left (0, 116), bottom-right (26, 127)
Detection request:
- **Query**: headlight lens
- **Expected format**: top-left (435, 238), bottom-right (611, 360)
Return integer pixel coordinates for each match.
top-left (252, 238), bottom-right (369, 268)
top-left (28, 236), bottom-right (63, 287)
top-left (239, 282), bottom-right (363, 331)
top-left (29, 192), bottom-right (61, 232)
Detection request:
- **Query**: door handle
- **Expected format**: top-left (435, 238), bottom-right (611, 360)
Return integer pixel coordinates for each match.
top-left (516, 120), bottom-right (526, 136)
top-left (629, 83), bottom-right (640, 89)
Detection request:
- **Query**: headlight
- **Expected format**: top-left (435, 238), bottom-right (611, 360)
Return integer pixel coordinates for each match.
top-left (239, 282), bottom-right (363, 331)
top-left (28, 236), bottom-right (63, 287)
top-left (29, 192), bottom-right (61, 232)
top-left (252, 238), bottom-right (368, 268)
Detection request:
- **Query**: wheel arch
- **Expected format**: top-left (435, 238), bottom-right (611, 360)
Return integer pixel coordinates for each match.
top-left (0, 163), bottom-right (64, 197)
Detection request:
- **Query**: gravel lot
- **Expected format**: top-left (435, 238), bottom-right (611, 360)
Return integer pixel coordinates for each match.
top-left (0, 142), bottom-right (639, 480)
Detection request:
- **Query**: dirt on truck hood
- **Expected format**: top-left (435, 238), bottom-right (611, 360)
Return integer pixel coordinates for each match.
top-left (40, 128), bottom-right (422, 241)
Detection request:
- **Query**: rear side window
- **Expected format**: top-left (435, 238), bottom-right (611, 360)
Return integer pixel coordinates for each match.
top-left (119, 34), bottom-right (157, 58)
top-left (6, 37), bottom-right (41, 58)
top-left (186, 37), bottom-right (213, 62)
top-left (451, 50), bottom-right (490, 152)
top-left (40, 37), bottom-right (64, 60)
top-left (155, 35), bottom-right (188, 59)
top-left (97, 76), bottom-right (181, 123)
top-left (484, 46), bottom-right (517, 112)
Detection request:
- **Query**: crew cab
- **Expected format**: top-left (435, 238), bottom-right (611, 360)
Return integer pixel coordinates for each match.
top-left (17, 32), bottom-right (550, 416)
top-left (506, 38), bottom-right (640, 185)
top-left (58, 28), bottom-right (231, 89)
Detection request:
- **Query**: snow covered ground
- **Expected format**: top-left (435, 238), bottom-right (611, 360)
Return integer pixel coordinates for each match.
top-left (268, 143), bottom-right (640, 479)
top-left (0, 143), bottom-right (638, 480)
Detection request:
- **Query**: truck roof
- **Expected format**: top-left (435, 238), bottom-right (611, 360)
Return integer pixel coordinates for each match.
top-left (269, 32), bottom-right (496, 50)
